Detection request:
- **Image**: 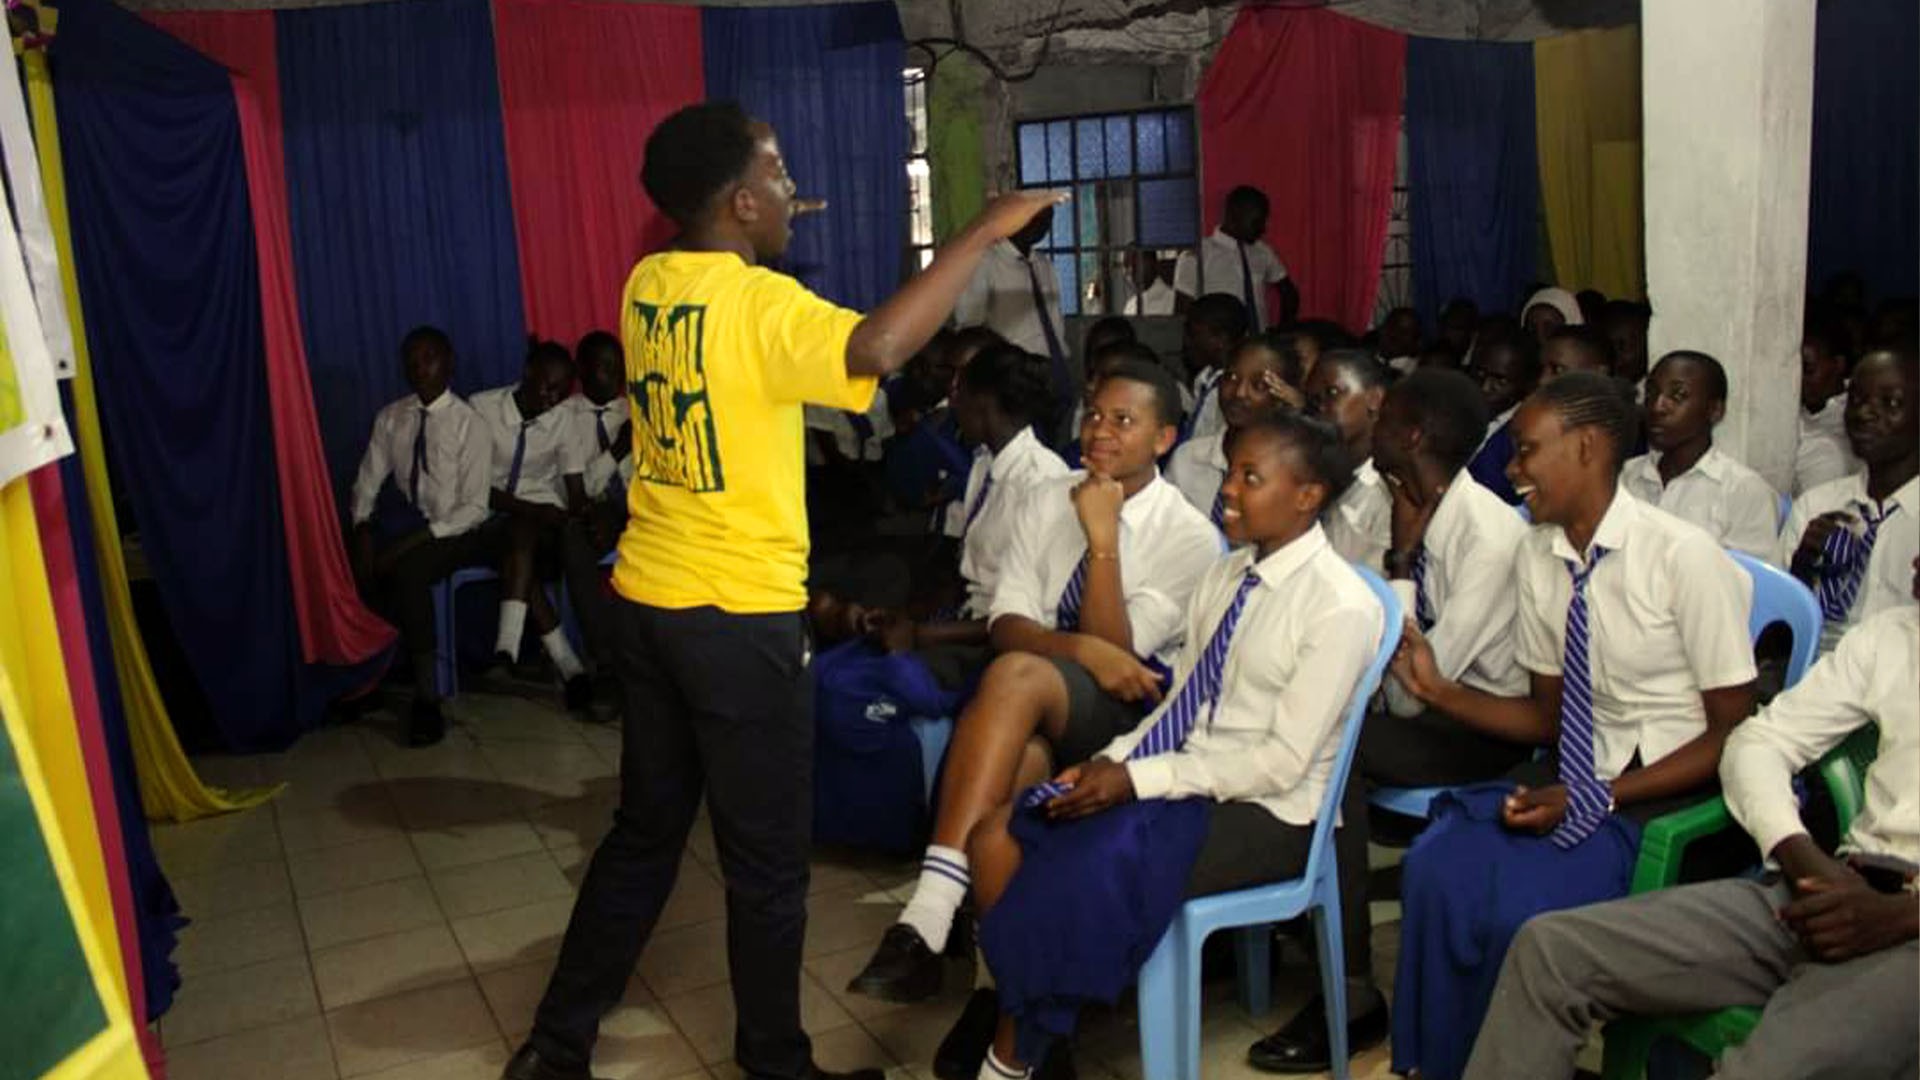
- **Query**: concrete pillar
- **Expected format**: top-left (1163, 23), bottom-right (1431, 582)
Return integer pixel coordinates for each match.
top-left (1641, 0), bottom-right (1815, 491)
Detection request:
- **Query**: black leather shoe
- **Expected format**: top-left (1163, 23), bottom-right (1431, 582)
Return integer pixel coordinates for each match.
top-left (563, 673), bottom-right (594, 714)
top-left (407, 698), bottom-right (446, 748)
top-left (500, 1044), bottom-right (604, 1080)
top-left (847, 923), bottom-right (946, 1002)
top-left (807, 1069), bottom-right (886, 1080)
top-left (933, 988), bottom-right (1000, 1080)
top-left (1245, 993), bottom-right (1389, 1074)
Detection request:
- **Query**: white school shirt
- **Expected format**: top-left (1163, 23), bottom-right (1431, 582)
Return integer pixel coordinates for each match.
top-left (351, 390), bottom-right (493, 539)
top-left (1121, 278), bottom-right (1176, 316)
top-left (953, 240), bottom-right (1066, 359)
top-left (1186, 367), bottom-right (1227, 441)
top-left (1164, 431), bottom-right (1227, 522)
top-left (1779, 473), bottom-right (1919, 653)
top-left (1621, 446), bottom-right (1781, 564)
top-left (1722, 603), bottom-right (1918, 866)
top-left (1513, 488), bottom-right (1757, 780)
top-left (1172, 229), bottom-right (1288, 329)
top-left (988, 470), bottom-right (1223, 666)
top-left (1792, 396), bottom-right (1858, 496)
top-left (803, 386), bottom-right (894, 464)
top-left (1324, 458), bottom-right (1391, 573)
top-left (559, 394), bottom-right (633, 502)
top-left (469, 386), bottom-right (572, 510)
top-left (1385, 476), bottom-right (1530, 715)
top-left (956, 426), bottom-right (1071, 618)
top-left (1098, 527), bottom-right (1383, 826)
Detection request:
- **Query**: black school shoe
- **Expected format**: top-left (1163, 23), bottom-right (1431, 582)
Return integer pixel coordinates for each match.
top-left (407, 698), bottom-right (446, 747)
top-left (847, 912), bottom-right (973, 1003)
top-left (501, 1045), bottom-right (604, 1080)
top-left (562, 673), bottom-right (594, 714)
top-left (1245, 992), bottom-right (1389, 1074)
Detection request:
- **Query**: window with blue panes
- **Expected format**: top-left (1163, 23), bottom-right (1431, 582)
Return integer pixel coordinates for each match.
top-left (1013, 107), bottom-right (1200, 317)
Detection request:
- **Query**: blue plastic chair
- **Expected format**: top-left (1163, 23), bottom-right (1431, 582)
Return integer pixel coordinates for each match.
top-left (430, 568), bottom-right (573, 700)
top-left (1136, 569), bottom-right (1403, 1080)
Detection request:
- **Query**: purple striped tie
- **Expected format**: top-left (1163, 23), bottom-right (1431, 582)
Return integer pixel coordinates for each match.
top-left (1410, 546), bottom-right (1435, 632)
top-left (1550, 547), bottom-right (1611, 849)
top-left (1054, 554), bottom-right (1090, 631)
top-left (961, 473), bottom-right (996, 537)
top-left (1815, 500), bottom-right (1888, 622)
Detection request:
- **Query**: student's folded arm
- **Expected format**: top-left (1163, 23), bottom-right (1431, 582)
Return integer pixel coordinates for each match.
top-left (1074, 555), bottom-right (1135, 654)
top-left (1421, 536), bottom-right (1519, 686)
top-left (986, 614), bottom-right (1077, 662)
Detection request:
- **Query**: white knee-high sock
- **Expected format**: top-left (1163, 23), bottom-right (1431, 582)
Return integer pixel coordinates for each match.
top-left (541, 627), bottom-right (585, 680)
top-left (897, 844), bottom-right (969, 952)
top-left (978, 1047), bottom-right (1029, 1080)
top-left (495, 599), bottom-right (529, 656)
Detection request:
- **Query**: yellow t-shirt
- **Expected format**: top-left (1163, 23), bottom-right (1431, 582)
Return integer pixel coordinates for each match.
top-left (612, 250), bottom-right (874, 613)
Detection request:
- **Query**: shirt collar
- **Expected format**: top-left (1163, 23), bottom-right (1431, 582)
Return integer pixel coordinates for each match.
top-left (1548, 484), bottom-right (1639, 566)
top-left (1246, 522), bottom-right (1331, 588)
top-left (1647, 445), bottom-right (1729, 484)
top-left (419, 390), bottom-right (455, 414)
top-left (1881, 475), bottom-right (1919, 515)
top-left (1209, 227), bottom-right (1235, 247)
top-left (1120, 470), bottom-right (1172, 530)
top-left (989, 426), bottom-right (1043, 481)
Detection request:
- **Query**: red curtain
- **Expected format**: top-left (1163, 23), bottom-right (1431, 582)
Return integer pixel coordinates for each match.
top-left (146, 11), bottom-right (396, 668)
top-left (1199, 4), bottom-right (1406, 333)
top-left (494, 0), bottom-right (705, 346)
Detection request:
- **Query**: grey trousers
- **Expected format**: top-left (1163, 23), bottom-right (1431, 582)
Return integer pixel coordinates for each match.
top-left (1464, 878), bottom-right (1918, 1080)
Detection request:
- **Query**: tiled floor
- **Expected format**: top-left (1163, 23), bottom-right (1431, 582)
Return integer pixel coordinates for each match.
top-left (153, 689), bottom-right (1406, 1080)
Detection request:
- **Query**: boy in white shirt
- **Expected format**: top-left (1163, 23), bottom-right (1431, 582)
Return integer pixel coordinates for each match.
top-left (1794, 320), bottom-right (1859, 496)
top-left (1307, 350), bottom-right (1391, 572)
top-left (1622, 351), bottom-right (1781, 562)
top-left (1173, 185), bottom-right (1295, 329)
top-left (349, 326), bottom-right (492, 746)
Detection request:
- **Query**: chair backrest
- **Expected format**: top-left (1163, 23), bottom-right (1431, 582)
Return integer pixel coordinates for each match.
top-left (1726, 550), bottom-right (1822, 689)
top-left (1299, 567), bottom-right (1404, 888)
top-left (1821, 722), bottom-right (1881, 840)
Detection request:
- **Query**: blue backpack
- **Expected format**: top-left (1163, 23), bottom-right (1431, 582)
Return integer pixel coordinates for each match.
top-left (811, 640), bottom-right (964, 855)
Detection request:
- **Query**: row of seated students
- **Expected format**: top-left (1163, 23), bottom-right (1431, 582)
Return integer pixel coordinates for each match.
top-left (800, 283), bottom-right (1917, 1080)
top-left (347, 327), bottom-right (635, 745)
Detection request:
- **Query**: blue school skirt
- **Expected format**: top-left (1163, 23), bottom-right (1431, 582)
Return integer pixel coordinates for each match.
top-left (978, 796), bottom-right (1211, 1062)
top-left (1390, 784), bottom-right (1642, 1080)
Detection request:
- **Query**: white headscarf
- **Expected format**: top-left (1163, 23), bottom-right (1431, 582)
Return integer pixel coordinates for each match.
top-left (1522, 287), bottom-right (1585, 327)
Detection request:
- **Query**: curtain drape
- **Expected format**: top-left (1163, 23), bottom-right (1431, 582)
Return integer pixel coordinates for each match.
top-left (703, 2), bottom-right (909, 313)
top-left (1407, 36), bottom-right (1539, 326)
top-left (1198, 4), bottom-right (1406, 333)
top-left (278, 0), bottom-right (527, 493)
top-left (493, 0), bottom-right (704, 347)
top-left (1534, 25), bottom-right (1643, 299)
top-left (928, 52), bottom-right (987, 245)
top-left (1807, 0), bottom-right (1918, 300)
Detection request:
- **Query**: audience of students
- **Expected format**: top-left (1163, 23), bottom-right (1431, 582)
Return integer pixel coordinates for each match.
top-left (1174, 185), bottom-right (1295, 329)
top-left (1622, 350), bottom-right (1782, 561)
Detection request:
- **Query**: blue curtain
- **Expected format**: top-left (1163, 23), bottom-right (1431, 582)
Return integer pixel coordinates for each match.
top-left (704, 2), bottom-right (909, 312)
top-left (277, 0), bottom-right (526, 496)
top-left (1808, 0), bottom-right (1918, 300)
top-left (1406, 37), bottom-right (1539, 326)
top-left (53, 0), bottom-right (374, 752)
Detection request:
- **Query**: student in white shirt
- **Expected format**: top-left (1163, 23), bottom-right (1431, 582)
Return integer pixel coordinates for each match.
top-left (1794, 320), bottom-right (1860, 495)
top-left (557, 331), bottom-right (633, 702)
top-left (1166, 332), bottom-right (1304, 526)
top-left (1783, 347), bottom-right (1919, 653)
top-left (349, 326), bottom-right (493, 746)
top-left (1467, 572), bottom-right (1919, 1080)
top-left (467, 341), bottom-right (590, 707)
top-left (1598, 298), bottom-right (1652, 387)
top-left (1119, 247), bottom-right (1176, 316)
top-left (848, 360), bottom-right (1220, 1004)
top-left (955, 412), bottom-right (1386, 1080)
top-left (1465, 324), bottom-right (1542, 505)
top-left (1306, 350), bottom-right (1391, 572)
top-left (1179, 293), bottom-right (1252, 442)
top-left (1354, 372), bottom-right (1756, 1080)
top-left (1371, 306), bottom-right (1423, 375)
top-left (954, 205), bottom-right (1070, 410)
top-left (1173, 186), bottom-right (1294, 329)
top-left (1622, 351), bottom-right (1781, 562)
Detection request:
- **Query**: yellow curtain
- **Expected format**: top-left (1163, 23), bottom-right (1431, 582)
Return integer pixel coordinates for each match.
top-left (1534, 26), bottom-right (1646, 300)
top-left (23, 53), bottom-right (275, 822)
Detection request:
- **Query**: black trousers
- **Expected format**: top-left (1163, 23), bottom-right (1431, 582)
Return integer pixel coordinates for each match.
top-left (368, 523), bottom-right (498, 655)
top-left (528, 600), bottom-right (816, 1080)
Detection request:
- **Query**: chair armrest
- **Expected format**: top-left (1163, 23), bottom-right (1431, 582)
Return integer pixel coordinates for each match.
top-left (1629, 796), bottom-right (1736, 894)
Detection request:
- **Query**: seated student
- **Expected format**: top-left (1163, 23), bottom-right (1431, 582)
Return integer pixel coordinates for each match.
top-left (1438, 297), bottom-right (1479, 358)
top-left (956, 413), bottom-right (1384, 1080)
top-left (1305, 349), bottom-right (1391, 572)
top-left (1179, 293), bottom-right (1252, 442)
top-left (1416, 340), bottom-right (1462, 371)
top-left (1058, 339), bottom-right (1158, 471)
top-left (1290, 318), bottom-right (1356, 384)
top-left (558, 331), bottom-right (632, 702)
top-left (1063, 315), bottom-right (1138, 440)
top-left (1465, 324), bottom-right (1542, 504)
top-left (1522, 286), bottom-right (1585, 344)
top-left (1466, 562), bottom-right (1919, 1080)
top-left (1599, 298), bottom-right (1652, 386)
top-left (1362, 372), bottom-right (1757, 1080)
top-left (468, 340), bottom-right (590, 707)
top-left (1371, 306), bottom-right (1423, 375)
top-left (1540, 323), bottom-right (1617, 382)
top-left (1119, 247), bottom-right (1176, 316)
top-left (1794, 316), bottom-right (1861, 495)
top-left (1575, 288), bottom-right (1608, 326)
top-left (1165, 331), bottom-right (1303, 526)
top-left (1621, 350), bottom-right (1781, 562)
top-left (1782, 346), bottom-right (1920, 653)
top-left (847, 359), bottom-right (1220, 1003)
top-left (931, 327), bottom-right (1015, 536)
top-left (349, 326), bottom-right (493, 746)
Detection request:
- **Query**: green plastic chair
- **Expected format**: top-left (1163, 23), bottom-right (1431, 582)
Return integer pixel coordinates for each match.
top-left (1600, 723), bottom-right (1881, 1080)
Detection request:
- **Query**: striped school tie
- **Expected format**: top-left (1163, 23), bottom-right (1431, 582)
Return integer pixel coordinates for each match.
top-left (594, 406), bottom-right (614, 455)
top-left (1024, 568), bottom-right (1263, 807)
top-left (1182, 372), bottom-right (1218, 441)
top-left (1815, 500), bottom-right (1888, 622)
top-left (1238, 241), bottom-right (1259, 325)
top-left (1550, 547), bottom-right (1611, 849)
top-left (1410, 546), bottom-right (1435, 632)
top-left (505, 420), bottom-right (530, 495)
top-left (1054, 553), bottom-right (1089, 631)
top-left (409, 406), bottom-right (429, 505)
top-left (961, 473), bottom-right (995, 537)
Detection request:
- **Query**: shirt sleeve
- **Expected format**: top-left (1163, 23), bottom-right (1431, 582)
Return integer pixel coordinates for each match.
top-left (434, 409), bottom-right (494, 539)
top-left (558, 410), bottom-right (591, 478)
top-left (1723, 471), bottom-right (1786, 565)
top-left (744, 270), bottom-right (875, 411)
top-left (1425, 527), bottom-right (1522, 685)
top-left (1128, 597), bottom-right (1379, 802)
top-left (1125, 520), bottom-right (1225, 659)
top-left (1722, 619), bottom-right (1877, 857)
top-left (350, 407), bottom-right (393, 526)
top-left (1513, 542), bottom-right (1563, 676)
top-left (1171, 251), bottom-right (1199, 298)
top-left (1668, 533), bottom-right (1761, 691)
top-left (987, 485), bottom-right (1055, 628)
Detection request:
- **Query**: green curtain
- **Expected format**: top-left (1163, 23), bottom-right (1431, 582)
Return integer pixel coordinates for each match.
top-left (929, 52), bottom-right (987, 244)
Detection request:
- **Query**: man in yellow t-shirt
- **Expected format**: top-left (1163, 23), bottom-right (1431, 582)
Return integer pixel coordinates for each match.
top-left (504, 102), bottom-right (1061, 1080)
